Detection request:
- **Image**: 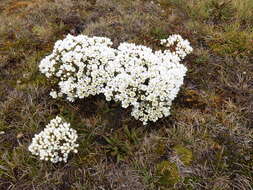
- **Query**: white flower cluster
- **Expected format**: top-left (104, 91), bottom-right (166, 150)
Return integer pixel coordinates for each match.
top-left (39, 35), bottom-right (116, 102)
top-left (160, 34), bottom-right (193, 59)
top-left (28, 116), bottom-right (79, 163)
top-left (39, 34), bottom-right (192, 124)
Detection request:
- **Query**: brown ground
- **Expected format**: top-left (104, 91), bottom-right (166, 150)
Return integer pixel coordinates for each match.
top-left (0, 0), bottom-right (252, 189)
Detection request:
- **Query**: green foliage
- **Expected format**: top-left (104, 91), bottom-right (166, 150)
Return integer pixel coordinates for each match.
top-left (103, 126), bottom-right (141, 162)
top-left (190, 0), bottom-right (235, 23)
top-left (104, 136), bottom-right (131, 162)
top-left (150, 26), bottom-right (168, 39)
top-left (154, 140), bottom-right (166, 155)
top-left (0, 0), bottom-right (252, 189)
top-left (173, 145), bottom-right (193, 166)
top-left (124, 126), bottom-right (140, 145)
top-left (194, 55), bottom-right (209, 64)
top-left (209, 26), bottom-right (253, 56)
top-left (156, 160), bottom-right (181, 188)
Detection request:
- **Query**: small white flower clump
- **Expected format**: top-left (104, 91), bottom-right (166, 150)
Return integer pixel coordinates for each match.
top-left (28, 116), bottom-right (79, 163)
top-left (39, 34), bottom-right (192, 125)
top-left (160, 34), bottom-right (193, 59)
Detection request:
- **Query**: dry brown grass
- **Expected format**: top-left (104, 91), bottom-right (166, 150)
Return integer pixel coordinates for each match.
top-left (0, 0), bottom-right (252, 189)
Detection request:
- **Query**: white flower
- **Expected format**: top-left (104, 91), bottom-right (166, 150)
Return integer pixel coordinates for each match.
top-left (39, 34), bottom-right (193, 125)
top-left (28, 116), bottom-right (79, 163)
top-left (49, 90), bottom-right (58, 99)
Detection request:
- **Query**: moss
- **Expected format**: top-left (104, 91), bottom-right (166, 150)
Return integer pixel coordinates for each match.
top-left (154, 140), bottom-right (166, 155)
top-left (173, 145), bottom-right (193, 166)
top-left (156, 160), bottom-right (181, 188)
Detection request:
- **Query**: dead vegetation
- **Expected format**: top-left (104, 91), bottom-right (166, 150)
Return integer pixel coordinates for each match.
top-left (0, 0), bottom-right (252, 189)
